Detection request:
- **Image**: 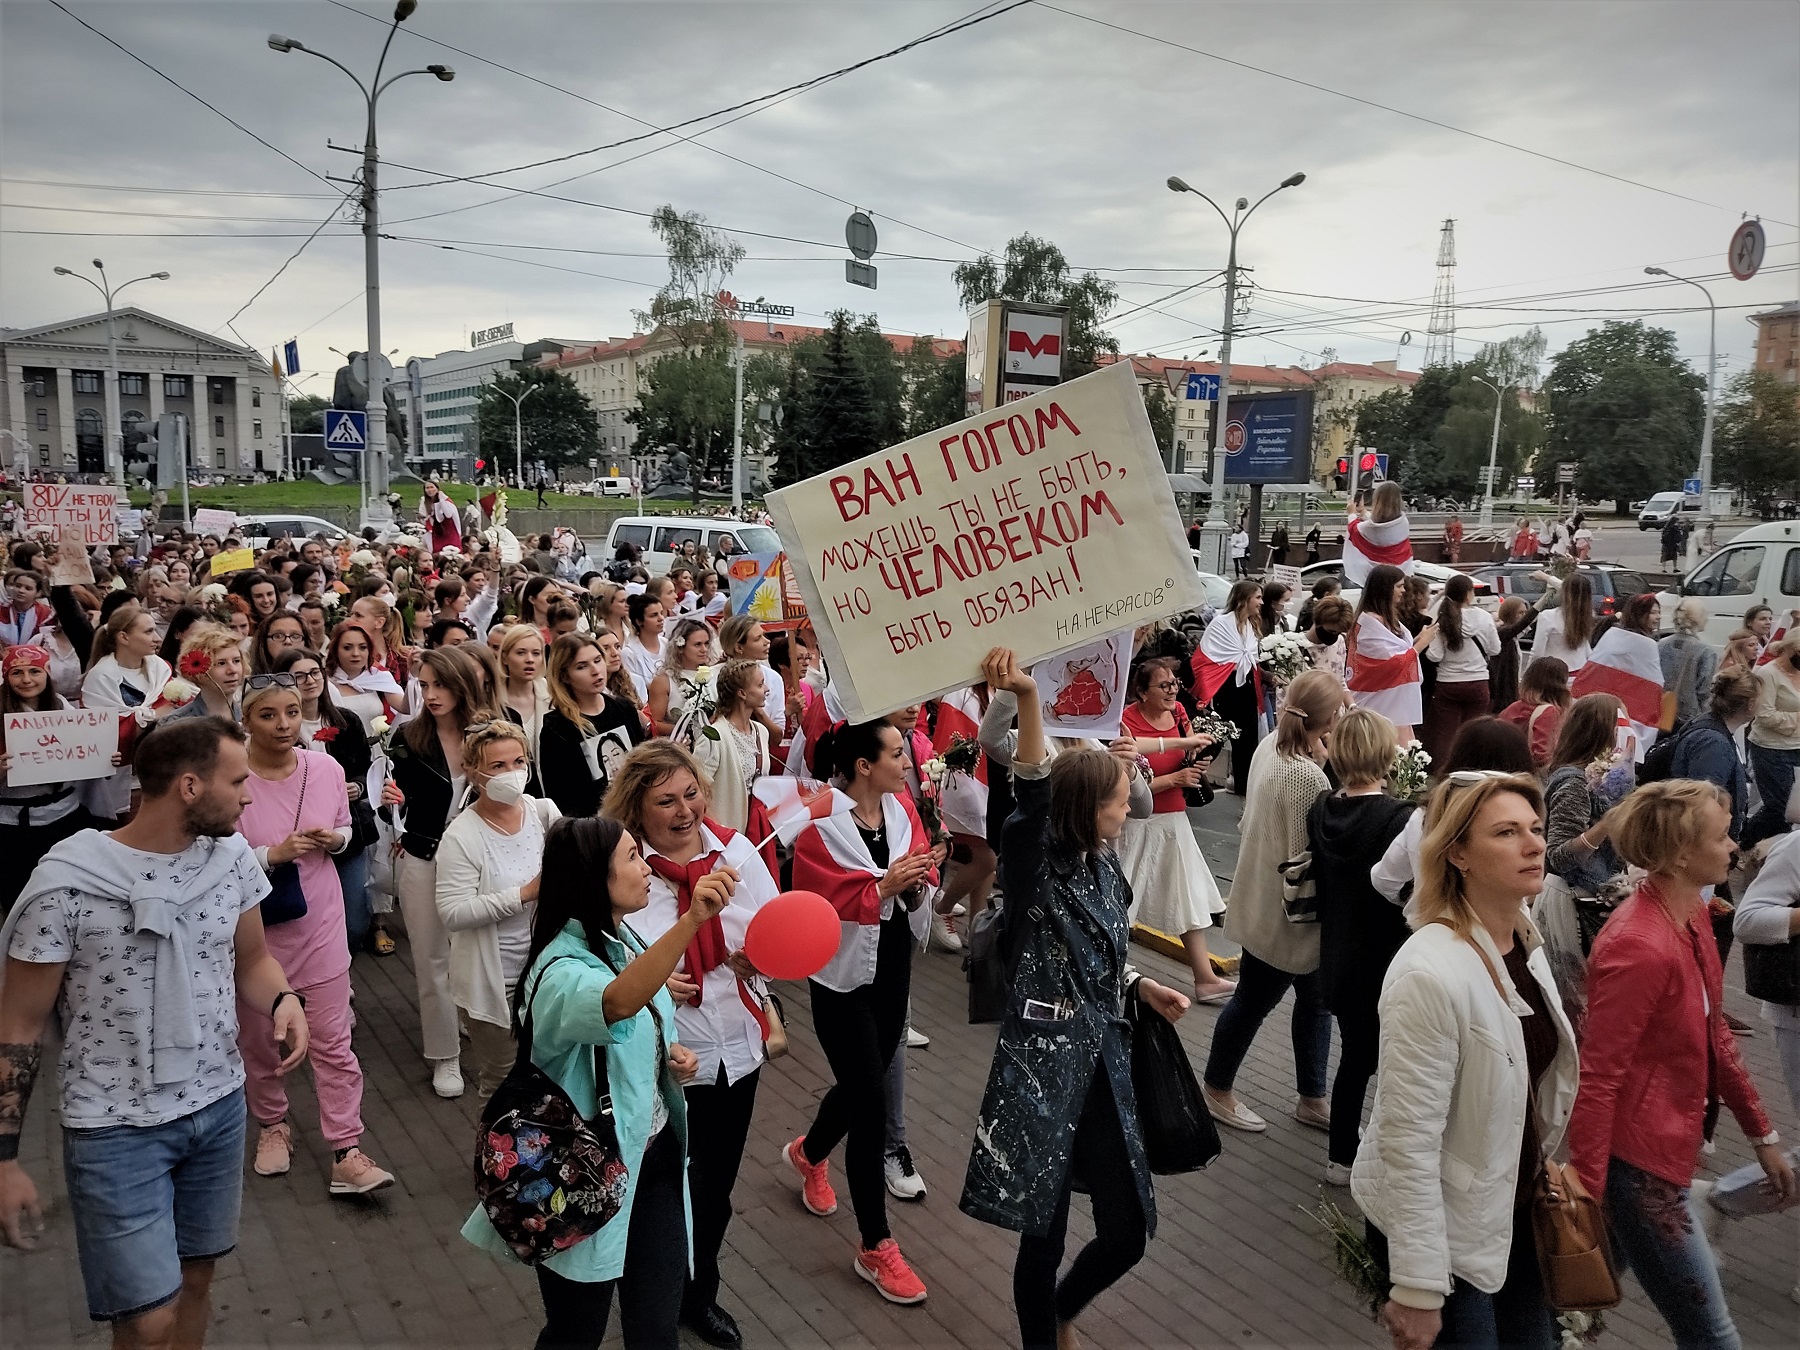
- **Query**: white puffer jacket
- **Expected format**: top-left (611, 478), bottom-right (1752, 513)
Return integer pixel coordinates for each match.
top-left (1350, 918), bottom-right (1578, 1309)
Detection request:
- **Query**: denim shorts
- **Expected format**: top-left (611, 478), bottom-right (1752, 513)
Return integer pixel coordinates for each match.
top-left (61, 1087), bottom-right (246, 1322)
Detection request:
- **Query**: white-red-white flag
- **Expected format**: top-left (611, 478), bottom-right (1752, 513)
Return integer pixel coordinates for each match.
top-left (751, 775), bottom-right (853, 846)
top-left (1572, 627), bottom-right (1664, 760)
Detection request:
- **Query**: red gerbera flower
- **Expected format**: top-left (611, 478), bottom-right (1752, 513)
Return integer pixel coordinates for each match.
top-left (310, 725), bottom-right (340, 745)
top-left (177, 648), bottom-right (213, 680)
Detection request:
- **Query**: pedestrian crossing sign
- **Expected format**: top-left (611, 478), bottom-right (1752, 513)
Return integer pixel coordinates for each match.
top-left (324, 409), bottom-right (368, 451)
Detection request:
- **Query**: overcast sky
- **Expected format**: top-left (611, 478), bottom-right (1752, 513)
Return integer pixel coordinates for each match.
top-left (3, 0), bottom-right (1796, 393)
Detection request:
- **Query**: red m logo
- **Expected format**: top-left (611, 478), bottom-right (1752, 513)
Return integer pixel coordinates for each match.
top-left (1008, 330), bottom-right (1061, 358)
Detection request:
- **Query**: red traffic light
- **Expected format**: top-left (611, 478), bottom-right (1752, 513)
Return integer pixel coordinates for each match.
top-left (1335, 457), bottom-right (1349, 475)
top-left (1359, 452), bottom-right (1378, 471)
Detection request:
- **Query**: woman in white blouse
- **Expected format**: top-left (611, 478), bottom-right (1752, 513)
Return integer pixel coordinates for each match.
top-left (621, 592), bottom-right (666, 703)
top-left (1527, 572), bottom-right (1594, 676)
top-left (496, 624), bottom-right (551, 761)
top-left (602, 738), bottom-right (777, 1349)
top-left (1423, 574), bottom-right (1502, 764)
top-left (80, 602), bottom-right (171, 822)
top-left (690, 659), bottom-right (771, 832)
top-left (434, 720), bottom-right (560, 1100)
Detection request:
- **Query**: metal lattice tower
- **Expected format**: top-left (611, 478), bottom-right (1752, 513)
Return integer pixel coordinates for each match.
top-left (1423, 218), bottom-right (1457, 368)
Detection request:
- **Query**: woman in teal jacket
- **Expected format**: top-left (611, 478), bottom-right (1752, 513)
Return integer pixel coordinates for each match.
top-left (464, 814), bottom-right (733, 1350)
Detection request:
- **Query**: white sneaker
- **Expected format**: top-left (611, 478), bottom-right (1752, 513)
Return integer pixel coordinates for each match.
top-left (432, 1058), bottom-right (465, 1099)
top-left (929, 911), bottom-right (963, 953)
top-left (906, 1025), bottom-right (931, 1050)
top-left (884, 1146), bottom-right (928, 1201)
top-left (1323, 1161), bottom-right (1352, 1188)
top-left (949, 903), bottom-right (967, 917)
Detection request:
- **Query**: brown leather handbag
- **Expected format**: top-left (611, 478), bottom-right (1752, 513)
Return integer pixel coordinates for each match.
top-left (1530, 1157), bottom-right (1621, 1311)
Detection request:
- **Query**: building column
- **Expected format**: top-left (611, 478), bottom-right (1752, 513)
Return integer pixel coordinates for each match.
top-left (231, 374), bottom-right (253, 477)
top-left (149, 370), bottom-right (165, 423)
top-left (55, 367), bottom-right (76, 473)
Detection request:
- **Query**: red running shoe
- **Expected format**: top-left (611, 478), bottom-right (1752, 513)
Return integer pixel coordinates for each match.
top-left (781, 1136), bottom-right (837, 1216)
top-left (855, 1238), bottom-right (927, 1304)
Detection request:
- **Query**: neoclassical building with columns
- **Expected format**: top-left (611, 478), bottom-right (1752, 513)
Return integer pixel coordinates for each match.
top-left (0, 307), bottom-right (279, 480)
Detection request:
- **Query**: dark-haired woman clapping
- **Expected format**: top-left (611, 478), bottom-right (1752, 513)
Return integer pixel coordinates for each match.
top-left (463, 813), bottom-right (716, 1350)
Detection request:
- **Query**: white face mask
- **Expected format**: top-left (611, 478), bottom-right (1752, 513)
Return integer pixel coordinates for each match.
top-left (484, 768), bottom-right (529, 805)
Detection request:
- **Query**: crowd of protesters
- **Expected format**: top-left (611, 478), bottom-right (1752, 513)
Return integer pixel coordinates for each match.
top-left (0, 482), bottom-right (1795, 1350)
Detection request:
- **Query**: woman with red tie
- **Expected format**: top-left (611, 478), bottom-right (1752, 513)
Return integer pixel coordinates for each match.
top-left (604, 740), bottom-right (777, 1350)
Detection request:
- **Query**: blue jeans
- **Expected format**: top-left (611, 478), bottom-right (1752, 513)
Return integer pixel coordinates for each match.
top-left (1202, 949), bottom-right (1331, 1099)
top-left (336, 846), bottom-right (371, 953)
top-left (1366, 1219), bottom-right (1554, 1350)
top-left (61, 1087), bottom-right (246, 1322)
top-left (1744, 743), bottom-right (1800, 848)
top-left (1605, 1157), bottom-right (1740, 1350)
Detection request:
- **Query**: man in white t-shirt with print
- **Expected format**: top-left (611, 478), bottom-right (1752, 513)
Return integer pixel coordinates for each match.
top-left (0, 717), bottom-right (309, 1346)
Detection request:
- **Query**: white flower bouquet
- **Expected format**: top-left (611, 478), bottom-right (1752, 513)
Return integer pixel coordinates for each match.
top-left (1192, 705), bottom-right (1237, 742)
top-left (1387, 742), bottom-right (1432, 800)
top-left (1258, 630), bottom-right (1311, 685)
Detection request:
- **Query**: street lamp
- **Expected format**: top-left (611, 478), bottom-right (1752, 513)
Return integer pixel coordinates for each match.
top-left (269, 0), bottom-right (454, 529)
top-left (493, 382), bottom-right (541, 489)
top-left (1645, 265), bottom-right (1717, 565)
top-left (1471, 375), bottom-right (1505, 528)
top-left (1167, 171), bottom-right (1306, 574)
top-left (53, 260), bottom-right (169, 485)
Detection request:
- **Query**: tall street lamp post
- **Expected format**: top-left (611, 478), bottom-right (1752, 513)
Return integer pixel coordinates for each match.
top-left (1166, 172), bottom-right (1305, 575)
top-left (1645, 265), bottom-right (1717, 566)
top-left (53, 261), bottom-right (168, 486)
top-left (270, 0), bottom-right (453, 529)
top-left (1472, 374), bottom-right (1505, 528)
top-left (494, 382), bottom-right (541, 490)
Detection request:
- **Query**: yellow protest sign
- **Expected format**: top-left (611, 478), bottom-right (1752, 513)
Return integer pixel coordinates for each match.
top-left (210, 547), bottom-right (256, 576)
top-left (768, 360), bottom-right (1204, 720)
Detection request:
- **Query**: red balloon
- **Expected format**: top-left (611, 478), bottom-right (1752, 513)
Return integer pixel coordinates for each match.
top-left (744, 890), bottom-right (841, 982)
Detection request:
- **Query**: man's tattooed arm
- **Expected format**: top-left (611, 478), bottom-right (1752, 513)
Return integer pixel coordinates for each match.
top-left (0, 1042), bottom-right (42, 1163)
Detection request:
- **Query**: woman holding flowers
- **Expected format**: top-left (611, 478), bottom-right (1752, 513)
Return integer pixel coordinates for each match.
top-left (329, 621), bottom-right (402, 736)
top-left (647, 616), bottom-right (717, 738)
top-left (690, 658), bottom-right (770, 833)
top-left (1192, 580), bottom-right (1264, 793)
top-left (161, 622), bottom-right (248, 724)
top-left (1118, 657), bottom-right (1235, 1003)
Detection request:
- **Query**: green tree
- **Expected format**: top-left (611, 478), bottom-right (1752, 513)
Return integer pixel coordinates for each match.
top-left (288, 393), bottom-right (327, 435)
top-left (633, 205), bottom-right (745, 351)
top-left (1542, 321), bottom-right (1703, 513)
top-left (775, 311), bottom-right (880, 486)
top-left (1714, 369), bottom-right (1800, 512)
top-left (1143, 381), bottom-right (1175, 462)
top-left (1354, 364), bottom-right (1461, 483)
top-left (475, 369), bottom-right (599, 478)
top-left (900, 337), bottom-right (966, 438)
top-left (952, 234), bottom-right (1120, 376)
top-left (847, 315), bottom-right (907, 449)
top-left (629, 346), bottom-right (734, 499)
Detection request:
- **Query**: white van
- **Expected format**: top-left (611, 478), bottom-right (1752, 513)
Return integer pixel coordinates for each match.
top-left (593, 477), bottom-right (634, 498)
top-left (1638, 490), bottom-right (1701, 530)
top-left (600, 516), bottom-right (783, 574)
top-left (1654, 520), bottom-right (1800, 647)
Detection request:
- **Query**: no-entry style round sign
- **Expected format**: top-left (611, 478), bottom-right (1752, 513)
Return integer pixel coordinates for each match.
top-left (1224, 420), bottom-right (1247, 454)
top-left (1728, 220), bottom-right (1766, 281)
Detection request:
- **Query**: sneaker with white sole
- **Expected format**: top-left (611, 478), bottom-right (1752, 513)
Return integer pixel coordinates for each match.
top-left (431, 1058), bottom-right (464, 1099)
top-left (884, 1146), bottom-right (928, 1201)
top-left (254, 1121), bottom-right (292, 1177)
top-left (855, 1238), bottom-right (927, 1304)
top-left (1323, 1160), bottom-right (1352, 1188)
top-left (929, 911), bottom-right (963, 953)
top-left (781, 1137), bottom-right (838, 1216)
top-left (328, 1148), bottom-right (395, 1196)
top-left (905, 1024), bottom-right (931, 1050)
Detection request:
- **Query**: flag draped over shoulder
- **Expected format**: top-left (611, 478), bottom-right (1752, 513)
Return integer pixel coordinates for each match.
top-left (1191, 615), bottom-right (1258, 705)
top-left (1572, 627), bottom-right (1664, 758)
top-left (1341, 513), bottom-right (1414, 587)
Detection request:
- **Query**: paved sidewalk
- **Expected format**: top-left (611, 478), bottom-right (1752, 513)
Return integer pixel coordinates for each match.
top-left (3, 794), bottom-right (1796, 1348)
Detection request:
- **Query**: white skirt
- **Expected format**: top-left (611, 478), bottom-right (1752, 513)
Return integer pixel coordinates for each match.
top-left (1118, 810), bottom-right (1225, 935)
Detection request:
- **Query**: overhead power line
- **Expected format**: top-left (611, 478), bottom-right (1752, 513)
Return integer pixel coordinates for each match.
top-left (1040, 2), bottom-right (1796, 232)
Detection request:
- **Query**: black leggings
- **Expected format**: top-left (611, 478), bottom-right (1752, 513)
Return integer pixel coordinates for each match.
top-left (1211, 674), bottom-right (1260, 793)
top-left (683, 1064), bottom-right (760, 1312)
top-left (804, 908), bottom-right (913, 1248)
top-left (1329, 1001), bottom-right (1380, 1167)
top-left (1014, 1069), bottom-right (1148, 1350)
top-left (533, 1129), bottom-right (686, 1350)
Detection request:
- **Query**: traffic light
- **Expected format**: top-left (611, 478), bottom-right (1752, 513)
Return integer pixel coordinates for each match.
top-left (1359, 451), bottom-right (1379, 474)
top-left (1336, 456), bottom-right (1350, 477)
top-left (133, 412), bottom-right (188, 487)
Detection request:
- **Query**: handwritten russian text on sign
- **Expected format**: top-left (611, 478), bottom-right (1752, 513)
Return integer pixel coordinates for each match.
top-left (192, 508), bottom-right (237, 539)
top-left (768, 361), bottom-right (1203, 721)
top-left (209, 547), bottom-right (255, 576)
top-left (20, 484), bottom-right (120, 546)
top-left (49, 529), bottom-right (96, 586)
top-left (4, 707), bottom-right (116, 787)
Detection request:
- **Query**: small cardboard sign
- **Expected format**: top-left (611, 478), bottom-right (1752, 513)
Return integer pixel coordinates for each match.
top-left (192, 508), bottom-right (237, 540)
top-left (4, 707), bottom-right (116, 787)
top-left (210, 547), bottom-right (255, 576)
top-left (20, 484), bottom-right (119, 546)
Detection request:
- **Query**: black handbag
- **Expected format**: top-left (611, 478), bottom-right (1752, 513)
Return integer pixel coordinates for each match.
top-left (1743, 936), bottom-right (1800, 1006)
top-left (475, 956), bottom-right (630, 1264)
top-left (1125, 981), bottom-right (1221, 1174)
top-left (261, 758), bottom-right (310, 926)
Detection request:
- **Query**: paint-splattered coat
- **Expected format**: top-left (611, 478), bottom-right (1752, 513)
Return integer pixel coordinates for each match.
top-left (958, 761), bottom-right (1156, 1238)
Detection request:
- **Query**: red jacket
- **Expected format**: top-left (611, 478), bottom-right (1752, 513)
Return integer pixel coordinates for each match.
top-left (1568, 884), bottom-right (1772, 1197)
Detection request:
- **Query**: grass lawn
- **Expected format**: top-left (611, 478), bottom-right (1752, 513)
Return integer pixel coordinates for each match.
top-left (124, 481), bottom-right (699, 518)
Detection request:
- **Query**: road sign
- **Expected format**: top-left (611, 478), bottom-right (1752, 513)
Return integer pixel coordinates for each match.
top-left (845, 211), bottom-right (878, 261)
top-left (1223, 420), bottom-right (1246, 453)
top-left (1557, 461), bottom-right (1576, 483)
top-left (845, 260), bottom-right (877, 290)
top-left (1183, 372), bottom-right (1220, 402)
top-left (1516, 475), bottom-right (1536, 492)
top-left (1728, 220), bottom-right (1766, 281)
top-left (1684, 476), bottom-right (1703, 496)
top-left (324, 409), bottom-right (368, 452)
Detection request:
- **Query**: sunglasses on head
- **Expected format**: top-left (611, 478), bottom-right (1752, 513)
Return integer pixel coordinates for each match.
top-left (244, 673), bottom-right (298, 692)
top-left (1444, 769), bottom-right (1514, 786)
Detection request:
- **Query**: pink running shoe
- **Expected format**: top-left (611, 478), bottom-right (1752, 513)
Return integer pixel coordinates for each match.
top-left (855, 1238), bottom-right (927, 1304)
top-left (781, 1136), bottom-right (837, 1216)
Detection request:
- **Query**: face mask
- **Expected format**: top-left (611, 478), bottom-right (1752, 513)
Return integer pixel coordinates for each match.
top-left (485, 768), bottom-right (529, 805)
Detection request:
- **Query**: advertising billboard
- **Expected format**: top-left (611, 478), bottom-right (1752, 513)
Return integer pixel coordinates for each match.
top-left (1221, 390), bottom-right (1315, 485)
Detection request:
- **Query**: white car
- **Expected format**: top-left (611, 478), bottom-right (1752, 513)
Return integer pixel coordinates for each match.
top-left (233, 514), bottom-right (350, 551)
top-left (602, 515), bottom-right (782, 573)
top-left (1285, 557), bottom-right (1494, 619)
top-left (1188, 553), bottom-right (1232, 612)
top-left (1654, 519), bottom-right (1800, 647)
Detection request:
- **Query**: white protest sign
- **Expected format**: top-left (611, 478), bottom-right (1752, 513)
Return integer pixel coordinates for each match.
top-left (192, 508), bottom-right (237, 539)
top-left (769, 360), bottom-right (1204, 720)
top-left (1267, 563), bottom-right (1303, 594)
top-left (20, 483), bottom-right (120, 546)
top-left (4, 707), bottom-right (116, 787)
top-left (48, 528), bottom-right (96, 586)
top-left (1032, 630), bottom-right (1134, 741)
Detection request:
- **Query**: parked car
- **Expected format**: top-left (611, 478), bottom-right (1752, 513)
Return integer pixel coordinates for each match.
top-left (1654, 520), bottom-right (1800, 647)
top-left (237, 514), bottom-right (351, 551)
top-left (600, 515), bottom-right (782, 573)
top-left (1637, 490), bottom-right (1702, 530)
top-left (1465, 561), bottom-right (1652, 643)
top-left (1187, 553), bottom-right (1232, 612)
top-left (1285, 557), bottom-right (1494, 620)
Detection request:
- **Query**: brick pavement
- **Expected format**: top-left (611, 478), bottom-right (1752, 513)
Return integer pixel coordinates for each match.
top-left (4, 794), bottom-right (1796, 1348)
